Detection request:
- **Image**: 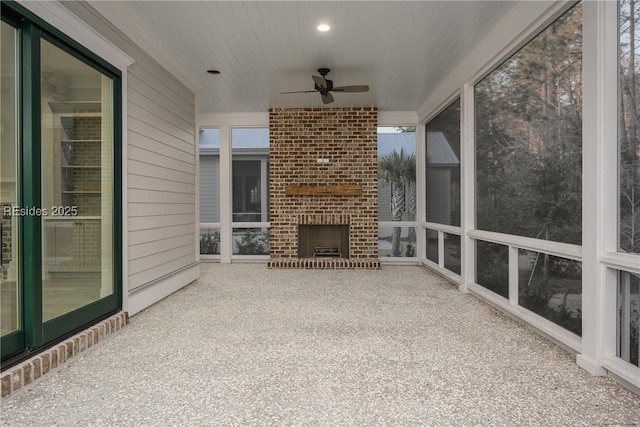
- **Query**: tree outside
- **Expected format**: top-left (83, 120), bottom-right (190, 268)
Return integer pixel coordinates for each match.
top-left (475, 3), bottom-right (583, 246)
top-left (474, 3), bottom-right (583, 334)
top-left (378, 147), bottom-right (416, 256)
top-left (620, 0), bottom-right (640, 255)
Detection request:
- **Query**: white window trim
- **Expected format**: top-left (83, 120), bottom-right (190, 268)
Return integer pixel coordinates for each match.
top-left (377, 120), bottom-right (419, 262)
top-left (17, 1), bottom-right (134, 70)
top-left (198, 115), bottom-right (270, 263)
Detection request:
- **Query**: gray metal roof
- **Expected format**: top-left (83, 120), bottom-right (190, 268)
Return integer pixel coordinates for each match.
top-left (377, 133), bottom-right (416, 157)
top-left (426, 132), bottom-right (459, 166)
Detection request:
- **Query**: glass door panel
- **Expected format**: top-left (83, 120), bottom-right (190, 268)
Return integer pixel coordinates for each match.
top-left (40, 39), bottom-right (114, 322)
top-left (1, 20), bottom-right (20, 338)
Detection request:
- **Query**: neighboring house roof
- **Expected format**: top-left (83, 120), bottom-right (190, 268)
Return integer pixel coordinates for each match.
top-left (426, 132), bottom-right (459, 166)
top-left (377, 133), bottom-right (416, 157)
top-left (199, 129), bottom-right (220, 148)
top-left (377, 131), bottom-right (458, 166)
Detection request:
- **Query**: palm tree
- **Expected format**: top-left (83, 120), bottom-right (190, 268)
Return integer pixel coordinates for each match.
top-left (378, 148), bottom-right (416, 256)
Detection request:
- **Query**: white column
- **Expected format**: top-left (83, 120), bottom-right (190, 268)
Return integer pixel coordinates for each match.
top-left (460, 84), bottom-right (475, 293)
top-left (509, 246), bottom-right (518, 306)
top-left (260, 160), bottom-right (268, 223)
top-left (220, 125), bottom-right (232, 263)
top-left (577, 0), bottom-right (617, 376)
top-left (415, 123), bottom-right (426, 261)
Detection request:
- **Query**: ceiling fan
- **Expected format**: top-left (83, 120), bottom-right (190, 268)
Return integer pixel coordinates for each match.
top-left (281, 68), bottom-right (369, 104)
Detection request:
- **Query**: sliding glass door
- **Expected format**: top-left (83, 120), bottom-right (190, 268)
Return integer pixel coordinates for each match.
top-left (1, 17), bottom-right (22, 358)
top-left (1, 4), bottom-right (121, 361)
top-left (40, 39), bottom-right (115, 323)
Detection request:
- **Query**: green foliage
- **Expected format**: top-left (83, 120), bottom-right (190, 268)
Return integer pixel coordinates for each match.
top-left (520, 283), bottom-right (552, 314)
top-left (549, 257), bottom-right (581, 279)
top-left (476, 242), bottom-right (509, 298)
top-left (379, 149), bottom-right (416, 256)
top-left (475, 4), bottom-right (583, 245)
top-left (520, 285), bottom-right (582, 336)
top-left (404, 243), bottom-right (415, 258)
top-left (619, 0), bottom-right (640, 254)
top-left (200, 231), bottom-right (220, 255)
top-left (378, 149), bottom-right (416, 191)
top-left (619, 292), bottom-right (639, 366)
top-left (236, 229), bottom-right (270, 255)
top-left (554, 291), bottom-right (582, 336)
top-left (631, 302), bottom-right (639, 366)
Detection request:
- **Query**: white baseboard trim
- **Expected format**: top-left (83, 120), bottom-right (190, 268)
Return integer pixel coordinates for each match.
top-left (124, 263), bottom-right (200, 315)
top-left (576, 354), bottom-right (608, 376)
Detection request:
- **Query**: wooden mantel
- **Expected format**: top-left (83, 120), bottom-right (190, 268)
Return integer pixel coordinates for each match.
top-left (285, 185), bottom-right (363, 196)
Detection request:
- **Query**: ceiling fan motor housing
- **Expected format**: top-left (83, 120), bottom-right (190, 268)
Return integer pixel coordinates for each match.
top-left (315, 78), bottom-right (333, 94)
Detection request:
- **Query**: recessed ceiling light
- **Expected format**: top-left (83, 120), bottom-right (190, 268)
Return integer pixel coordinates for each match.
top-left (317, 24), bottom-right (330, 32)
top-left (207, 69), bottom-right (221, 75)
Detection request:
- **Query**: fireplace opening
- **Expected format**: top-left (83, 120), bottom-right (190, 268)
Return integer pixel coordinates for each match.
top-left (298, 225), bottom-right (349, 259)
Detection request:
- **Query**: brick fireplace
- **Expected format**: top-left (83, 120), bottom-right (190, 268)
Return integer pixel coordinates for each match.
top-left (268, 107), bottom-right (380, 269)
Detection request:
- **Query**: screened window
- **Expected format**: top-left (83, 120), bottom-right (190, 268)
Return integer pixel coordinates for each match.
top-left (475, 4), bottom-right (583, 245)
top-left (377, 127), bottom-right (416, 258)
top-left (619, 0), bottom-right (640, 254)
top-left (426, 100), bottom-right (461, 226)
top-left (476, 241), bottom-right (509, 299)
top-left (231, 128), bottom-right (269, 223)
top-left (518, 251), bottom-right (582, 336)
top-left (617, 271), bottom-right (639, 367)
top-left (377, 128), bottom-right (416, 222)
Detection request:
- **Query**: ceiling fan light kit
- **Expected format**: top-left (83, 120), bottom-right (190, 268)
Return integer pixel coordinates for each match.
top-left (281, 68), bottom-right (369, 104)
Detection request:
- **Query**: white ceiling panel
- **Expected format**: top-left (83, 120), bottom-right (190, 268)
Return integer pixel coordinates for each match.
top-left (90, 1), bottom-right (517, 113)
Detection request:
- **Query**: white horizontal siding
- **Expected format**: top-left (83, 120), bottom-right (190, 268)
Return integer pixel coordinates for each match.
top-left (128, 117), bottom-right (194, 154)
top-left (127, 102), bottom-right (195, 143)
top-left (128, 159), bottom-right (196, 184)
top-left (129, 214), bottom-right (195, 231)
top-left (129, 203), bottom-right (195, 217)
top-left (128, 78), bottom-right (195, 126)
top-left (129, 243), bottom-right (195, 274)
top-left (129, 223), bottom-right (196, 246)
top-left (126, 67), bottom-right (198, 291)
top-left (128, 175), bottom-right (196, 194)
top-left (128, 188), bottom-right (195, 204)
top-left (127, 131), bottom-right (194, 164)
top-left (128, 253), bottom-right (196, 289)
top-left (129, 233), bottom-right (195, 259)
top-left (127, 145), bottom-right (194, 173)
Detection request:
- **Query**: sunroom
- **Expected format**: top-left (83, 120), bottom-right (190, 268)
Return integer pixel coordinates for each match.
top-left (1, 0), bottom-right (639, 405)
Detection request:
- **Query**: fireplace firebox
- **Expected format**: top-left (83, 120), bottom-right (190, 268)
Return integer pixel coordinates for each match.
top-left (298, 225), bottom-right (349, 259)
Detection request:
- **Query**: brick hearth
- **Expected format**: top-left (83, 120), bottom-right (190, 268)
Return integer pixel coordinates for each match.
top-left (268, 107), bottom-right (380, 269)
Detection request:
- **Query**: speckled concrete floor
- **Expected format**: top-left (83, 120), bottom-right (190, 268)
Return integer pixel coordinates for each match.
top-left (1, 264), bottom-right (639, 426)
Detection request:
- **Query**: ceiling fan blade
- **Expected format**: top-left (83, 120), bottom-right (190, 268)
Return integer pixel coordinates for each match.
top-left (312, 75), bottom-right (328, 89)
top-left (331, 85), bottom-right (369, 93)
top-left (321, 92), bottom-right (334, 104)
top-left (280, 90), bottom-right (318, 94)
